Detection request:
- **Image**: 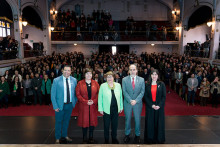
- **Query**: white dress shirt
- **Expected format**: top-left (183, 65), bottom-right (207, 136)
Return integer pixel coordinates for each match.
top-left (130, 76), bottom-right (137, 84)
top-left (63, 76), bottom-right (72, 103)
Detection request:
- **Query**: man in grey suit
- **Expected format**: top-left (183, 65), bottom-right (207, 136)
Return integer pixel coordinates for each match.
top-left (122, 64), bottom-right (145, 144)
top-left (187, 73), bottom-right (198, 106)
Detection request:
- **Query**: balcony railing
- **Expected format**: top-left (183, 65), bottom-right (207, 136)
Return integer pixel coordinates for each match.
top-left (51, 30), bottom-right (178, 41)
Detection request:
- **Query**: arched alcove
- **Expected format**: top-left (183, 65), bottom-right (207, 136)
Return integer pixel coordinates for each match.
top-left (188, 6), bottom-right (212, 30)
top-left (22, 6), bottom-right (43, 30)
top-left (0, 0), bottom-right (13, 21)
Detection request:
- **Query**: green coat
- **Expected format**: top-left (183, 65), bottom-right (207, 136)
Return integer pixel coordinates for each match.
top-left (0, 82), bottom-right (10, 99)
top-left (98, 82), bottom-right (123, 114)
top-left (74, 73), bottom-right (82, 81)
top-left (41, 79), bottom-right (52, 95)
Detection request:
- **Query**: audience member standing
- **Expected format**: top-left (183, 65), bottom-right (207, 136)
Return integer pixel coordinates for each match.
top-left (187, 73), bottom-right (198, 106)
top-left (199, 77), bottom-right (210, 106)
top-left (11, 76), bottom-right (21, 106)
top-left (31, 73), bottom-right (42, 105)
top-left (0, 76), bottom-right (10, 108)
top-left (41, 74), bottom-right (52, 105)
top-left (23, 74), bottom-right (33, 104)
top-left (210, 77), bottom-right (220, 108)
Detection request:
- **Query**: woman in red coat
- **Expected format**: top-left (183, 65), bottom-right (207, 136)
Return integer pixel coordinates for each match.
top-left (76, 68), bottom-right (100, 144)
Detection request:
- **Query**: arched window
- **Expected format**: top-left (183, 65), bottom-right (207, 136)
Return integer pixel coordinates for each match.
top-left (0, 19), bottom-right (11, 37)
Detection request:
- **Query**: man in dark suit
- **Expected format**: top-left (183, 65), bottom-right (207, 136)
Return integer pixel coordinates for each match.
top-left (51, 65), bottom-right (77, 144)
top-left (31, 73), bottom-right (42, 105)
top-left (118, 68), bottom-right (127, 80)
top-left (115, 73), bottom-right (122, 85)
top-left (142, 68), bottom-right (149, 83)
top-left (54, 65), bottom-right (62, 78)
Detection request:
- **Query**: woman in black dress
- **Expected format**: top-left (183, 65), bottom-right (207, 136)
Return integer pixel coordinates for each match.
top-left (144, 69), bottom-right (166, 144)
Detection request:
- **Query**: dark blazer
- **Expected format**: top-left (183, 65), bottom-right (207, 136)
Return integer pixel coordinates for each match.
top-left (54, 69), bottom-right (62, 77)
top-left (144, 81), bottom-right (166, 143)
top-left (31, 77), bottom-right (42, 92)
top-left (115, 78), bottom-right (122, 85)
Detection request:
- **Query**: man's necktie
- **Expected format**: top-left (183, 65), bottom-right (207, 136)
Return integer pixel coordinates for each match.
top-left (132, 78), bottom-right (135, 90)
top-left (66, 78), bottom-right (70, 103)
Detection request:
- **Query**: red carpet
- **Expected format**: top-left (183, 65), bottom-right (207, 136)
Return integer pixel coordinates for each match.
top-left (0, 88), bottom-right (219, 116)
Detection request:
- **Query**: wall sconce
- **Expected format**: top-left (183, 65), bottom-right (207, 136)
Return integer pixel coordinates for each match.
top-left (14, 15), bottom-right (18, 22)
top-left (22, 18), bottom-right (28, 26)
top-left (176, 27), bottom-right (181, 31)
top-left (74, 43), bottom-right (77, 46)
top-left (50, 10), bottom-right (57, 15)
top-left (151, 44), bottom-right (155, 46)
top-left (51, 27), bottom-right (54, 31)
top-left (22, 20), bottom-right (28, 26)
top-left (207, 21), bottom-right (213, 27)
top-left (172, 10), bottom-right (177, 15)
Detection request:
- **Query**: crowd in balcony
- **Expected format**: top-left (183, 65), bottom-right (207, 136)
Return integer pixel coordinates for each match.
top-left (185, 39), bottom-right (211, 58)
top-left (0, 36), bottom-right (18, 60)
top-left (52, 9), bottom-right (177, 41)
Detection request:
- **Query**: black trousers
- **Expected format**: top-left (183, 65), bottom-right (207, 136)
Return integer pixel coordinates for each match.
top-left (33, 90), bottom-right (42, 105)
top-left (12, 93), bottom-right (20, 106)
top-left (212, 93), bottom-right (219, 107)
top-left (82, 126), bottom-right (94, 140)
top-left (103, 109), bottom-right (118, 141)
top-left (43, 94), bottom-right (51, 105)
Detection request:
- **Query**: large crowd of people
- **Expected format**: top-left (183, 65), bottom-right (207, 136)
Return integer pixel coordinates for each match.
top-left (0, 51), bottom-right (219, 108)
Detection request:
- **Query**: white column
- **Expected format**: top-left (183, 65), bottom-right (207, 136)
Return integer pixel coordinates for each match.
top-left (210, 21), bottom-right (220, 59)
top-left (14, 16), bottom-right (24, 59)
top-left (44, 0), bottom-right (52, 55)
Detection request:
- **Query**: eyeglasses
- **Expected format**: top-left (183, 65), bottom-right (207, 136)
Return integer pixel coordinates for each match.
top-left (107, 75), bottom-right (113, 78)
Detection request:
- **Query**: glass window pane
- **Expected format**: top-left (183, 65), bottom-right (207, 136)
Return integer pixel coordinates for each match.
top-left (0, 28), bottom-right (2, 37)
top-left (3, 28), bottom-right (6, 37)
top-left (2, 22), bottom-right (5, 27)
top-left (7, 23), bottom-right (10, 28)
top-left (7, 29), bottom-right (10, 36)
top-left (0, 21), bottom-right (2, 27)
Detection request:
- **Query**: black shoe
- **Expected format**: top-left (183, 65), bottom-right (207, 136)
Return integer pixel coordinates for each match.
top-left (88, 138), bottom-right (95, 144)
top-left (104, 140), bottom-right (109, 144)
top-left (60, 137), bottom-right (67, 144)
top-left (82, 139), bottom-right (87, 144)
top-left (134, 135), bottom-right (141, 144)
top-left (112, 139), bottom-right (119, 144)
top-left (124, 135), bottom-right (130, 143)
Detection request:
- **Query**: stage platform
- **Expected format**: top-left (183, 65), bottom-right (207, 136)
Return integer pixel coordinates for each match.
top-left (0, 116), bottom-right (220, 145)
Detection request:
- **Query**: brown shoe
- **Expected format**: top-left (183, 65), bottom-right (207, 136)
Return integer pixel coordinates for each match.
top-left (55, 139), bottom-right (60, 144)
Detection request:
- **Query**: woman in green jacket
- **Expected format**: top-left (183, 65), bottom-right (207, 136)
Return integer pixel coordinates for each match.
top-left (41, 74), bottom-right (52, 105)
top-left (98, 71), bottom-right (123, 144)
top-left (0, 76), bottom-right (10, 108)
